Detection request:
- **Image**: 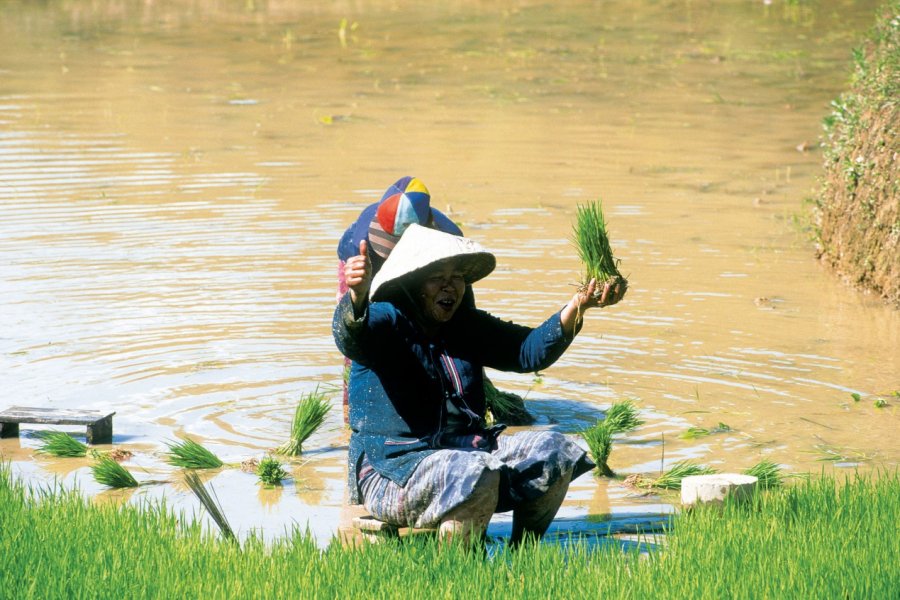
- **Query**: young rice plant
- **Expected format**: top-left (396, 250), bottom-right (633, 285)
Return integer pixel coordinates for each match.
top-left (483, 378), bottom-right (534, 425)
top-left (276, 389), bottom-right (331, 456)
top-left (644, 461), bottom-right (717, 490)
top-left (603, 399), bottom-right (644, 433)
top-left (257, 456), bottom-right (288, 487)
top-left (184, 471), bottom-right (236, 543)
top-left (37, 431), bottom-right (88, 458)
top-left (165, 437), bottom-right (224, 469)
top-left (572, 199), bottom-right (625, 296)
top-left (581, 420), bottom-right (615, 477)
top-left (744, 459), bottom-right (784, 490)
top-left (91, 455), bottom-right (138, 488)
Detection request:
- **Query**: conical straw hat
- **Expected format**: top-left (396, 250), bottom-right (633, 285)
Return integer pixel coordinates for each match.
top-left (370, 224), bottom-right (496, 301)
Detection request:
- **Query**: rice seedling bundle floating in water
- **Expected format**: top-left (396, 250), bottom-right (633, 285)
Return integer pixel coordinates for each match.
top-left (603, 400), bottom-right (643, 433)
top-left (581, 420), bottom-right (615, 477)
top-left (256, 456), bottom-right (288, 487)
top-left (37, 431), bottom-right (88, 457)
top-left (572, 199), bottom-right (626, 297)
top-left (645, 461), bottom-right (718, 490)
top-left (681, 422), bottom-right (732, 440)
top-left (91, 455), bottom-right (138, 488)
top-left (276, 388), bottom-right (331, 457)
top-left (165, 437), bottom-right (224, 469)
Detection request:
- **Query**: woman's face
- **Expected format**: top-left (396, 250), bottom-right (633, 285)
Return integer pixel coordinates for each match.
top-left (416, 261), bottom-right (466, 327)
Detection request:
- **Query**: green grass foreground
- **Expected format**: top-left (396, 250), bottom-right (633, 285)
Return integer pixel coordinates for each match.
top-left (1, 466), bottom-right (898, 599)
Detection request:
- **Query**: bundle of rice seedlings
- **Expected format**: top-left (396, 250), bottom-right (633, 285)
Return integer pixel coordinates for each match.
top-left (681, 422), bottom-right (732, 440)
top-left (91, 455), bottom-right (139, 488)
top-left (604, 400), bottom-right (644, 433)
top-left (581, 421), bottom-right (615, 477)
top-left (644, 461), bottom-right (717, 490)
top-left (275, 389), bottom-right (331, 456)
top-left (37, 431), bottom-right (88, 457)
top-left (165, 437), bottom-right (224, 469)
top-left (744, 459), bottom-right (784, 490)
top-left (257, 456), bottom-right (288, 487)
top-left (184, 471), bottom-right (236, 543)
top-left (483, 377), bottom-right (534, 425)
top-left (572, 199), bottom-right (625, 297)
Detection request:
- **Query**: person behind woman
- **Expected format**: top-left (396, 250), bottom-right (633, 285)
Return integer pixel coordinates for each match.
top-left (333, 224), bottom-right (626, 544)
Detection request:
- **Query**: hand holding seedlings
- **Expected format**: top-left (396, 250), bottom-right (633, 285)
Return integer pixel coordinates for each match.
top-left (561, 277), bottom-right (627, 338)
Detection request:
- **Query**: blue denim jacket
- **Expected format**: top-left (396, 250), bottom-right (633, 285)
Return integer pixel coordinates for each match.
top-left (333, 292), bottom-right (574, 503)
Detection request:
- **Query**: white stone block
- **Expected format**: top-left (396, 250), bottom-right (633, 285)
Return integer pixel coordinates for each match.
top-left (681, 473), bottom-right (758, 507)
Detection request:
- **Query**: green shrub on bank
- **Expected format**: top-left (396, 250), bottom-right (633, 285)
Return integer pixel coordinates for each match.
top-left (815, 1), bottom-right (899, 306)
top-left (1, 464), bottom-right (898, 598)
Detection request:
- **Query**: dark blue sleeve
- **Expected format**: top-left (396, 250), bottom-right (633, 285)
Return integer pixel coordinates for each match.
top-left (453, 309), bottom-right (573, 374)
top-left (332, 293), bottom-right (403, 367)
top-left (337, 203), bottom-right (379, 262)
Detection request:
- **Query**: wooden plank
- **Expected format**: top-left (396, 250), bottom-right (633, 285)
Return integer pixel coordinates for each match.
top-left (0, 406), bottom-right (115, 426)
top-left (352, 515), bottom-right (398, 534)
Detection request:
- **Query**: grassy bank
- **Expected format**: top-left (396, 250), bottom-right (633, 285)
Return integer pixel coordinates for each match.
top-left (1, 466), bottom-right (898, 598)
top-left (815, 0), bottom-right (899, 306)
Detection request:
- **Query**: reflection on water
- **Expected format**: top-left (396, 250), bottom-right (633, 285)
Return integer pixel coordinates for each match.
top-left (1, 0), bottom-right (898, 546)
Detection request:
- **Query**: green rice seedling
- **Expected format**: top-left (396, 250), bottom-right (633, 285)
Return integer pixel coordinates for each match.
top-left (257, 456), bottom-right (288, 487)
top-left (744, 459), bottom-right (784, 490)
top-left (604, 400), bottom-right (644, 433)
top-left (276, 388), bottom-right (331, 456)
top-left (91, 455), bottom-right (138, 488)
top-left (3, 464), bottom-right (900, 598)
top-left (581, 420), bottom-right (615, 476)
top-left (183, 471), bottom-right (236, 544)
top-left (850, 392), bottom-right (862, 402)
top-left (165, 437), bottom-right (223, 469)
top-left (874, 397), bottom-right (887, 408)
top-left (644, 461), bottom-right (717, 490)
top-left (483, 378), bottom-right (534, 425)
top-left (680, 422), bottom-right (731, 439)
top-left (572, 199), bottom-right (625, 296)
top-left (37, 431), bottom-right (88, 457)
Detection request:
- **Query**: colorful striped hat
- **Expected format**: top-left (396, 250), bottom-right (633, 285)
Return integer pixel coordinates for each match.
top-left (368, 176), bottom-right (433, 258)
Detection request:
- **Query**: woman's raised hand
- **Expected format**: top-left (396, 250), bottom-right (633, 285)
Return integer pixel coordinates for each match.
top-left (560, 277), bottom-right (627, 338)
top-left (577, 277), bottom-right (627, 310)
top-left (345, 240), bottom-right (372, 312)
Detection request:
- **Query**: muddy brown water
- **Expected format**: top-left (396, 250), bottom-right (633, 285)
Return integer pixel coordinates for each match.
top-left (1, 0), bottom-right (897, 546)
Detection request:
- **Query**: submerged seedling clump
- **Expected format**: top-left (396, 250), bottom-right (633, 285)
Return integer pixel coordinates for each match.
top-left (581, 400), bottom-right (644, 477)
top-left (681, 422), bottom-right (732, 440)
top-left (572, 199), bottom-right (626, 297)
top-left (604, 399), bottom-right (643, 433)
top-left (276, 388), bottom-right (331, 457)
top-left (37, 431), bottom-right (88, 457)
top-left (483, 378), bottom-right (534, 425)
top-left (643, 461), bottom-right (717, 490)
top-left (257, 456), bottom-right (288, 487)
top-left (92, 455), bottom-right (138, 488)
top-left (582, 421), bottom-right (615, 477)
top-left (165, 437), bottom-right (224, 469)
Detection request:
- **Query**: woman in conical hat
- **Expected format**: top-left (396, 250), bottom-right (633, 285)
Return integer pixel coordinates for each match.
top-left (334, 224), bottom-right (625, 544)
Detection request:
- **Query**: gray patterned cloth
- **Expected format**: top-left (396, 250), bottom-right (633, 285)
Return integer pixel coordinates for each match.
top-left (358, 430), bottom-right (594, 529)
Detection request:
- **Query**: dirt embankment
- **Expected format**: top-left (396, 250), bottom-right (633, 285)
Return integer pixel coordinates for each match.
top-left (815, 2), bottom-right (899, 307)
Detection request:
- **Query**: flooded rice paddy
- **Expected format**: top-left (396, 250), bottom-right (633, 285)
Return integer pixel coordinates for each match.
top-left (1, 0), bottom-right (897, 546)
